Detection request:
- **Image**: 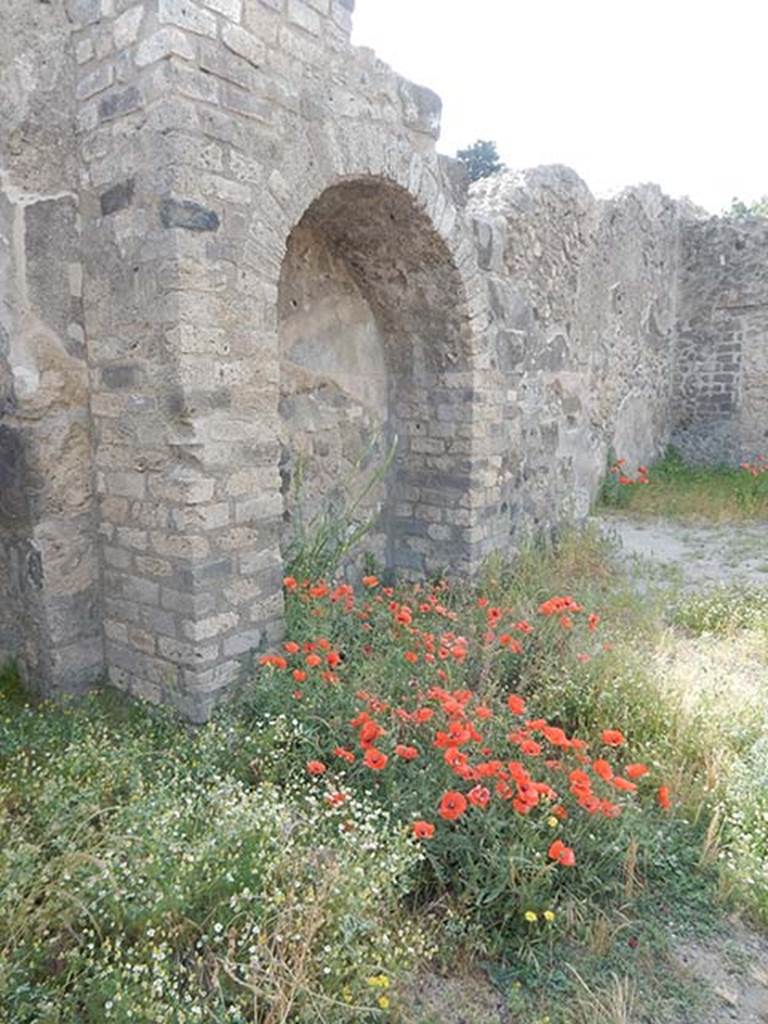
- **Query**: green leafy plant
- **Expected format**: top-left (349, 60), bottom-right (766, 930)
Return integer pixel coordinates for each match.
top-left (455, 140), bottom-right (505, 183)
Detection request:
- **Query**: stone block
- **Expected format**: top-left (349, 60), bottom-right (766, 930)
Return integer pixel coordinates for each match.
top-left (221, 23), bottom-right (266, 66)
top-left (107, 471), bottom-right (146, 500)
top-left (223, 628), bottom-right (262, 657)
top-left (100, 179), bottom-right (135, 216)
top-left (201, 0), bottom-right (243, 19)
top-left (77, 64), bottom-right (115, 101)
top-left (135, 27), bottom-right (197, 66)
top-left (98, 85), bottom-right (142, 121)
top-left (151, 531), bottom-right (210, 559)
top-left (287, 0), bottom-right (321, 35)
top-left (159, 198), bottom-right (220, 232)
top-left (158, 635), bottom-right (220, 665)
top-left (122, 575), bottom-right (160, 606)
top-left (114, 5), bottom-right (145, 49)
top-left (183, 611), bottom-right (239, 641)
top-left (221, 84), bottom-right (272, 121)
top-left (65, 0), bottom-right (102, 25)
top-left (158, 0), bottom-right (218, 37)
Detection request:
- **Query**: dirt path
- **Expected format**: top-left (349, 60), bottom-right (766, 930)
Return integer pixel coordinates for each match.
top-left (598, 515), bottom-right (768, 590)
top-left (674, 921), bottom-right (768, 1023)
top-left (602, 513), bottom-right (768, 1023)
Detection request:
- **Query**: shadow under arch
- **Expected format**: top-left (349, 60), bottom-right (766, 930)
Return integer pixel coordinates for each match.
top-left (278, 176), bottom-right (477, 576)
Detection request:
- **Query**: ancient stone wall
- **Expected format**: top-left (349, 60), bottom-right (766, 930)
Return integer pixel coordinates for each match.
top-left (674, 216), bottom-right (768, 464)
top-left (0, 1), bottom-right (102, 694)
top-left (468, 169), bottom-right (681, 546)
top-left (0, 0), bottom-right (765, 719)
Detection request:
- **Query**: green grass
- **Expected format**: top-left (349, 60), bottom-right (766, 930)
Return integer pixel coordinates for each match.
top-left (599, 447), bottom-right (768, 521)
top-left (2, 527), bottom-right (767, 1023)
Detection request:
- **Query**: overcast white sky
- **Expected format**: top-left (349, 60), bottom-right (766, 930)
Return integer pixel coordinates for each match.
top-left (352, 0), bottom-right (767, 214)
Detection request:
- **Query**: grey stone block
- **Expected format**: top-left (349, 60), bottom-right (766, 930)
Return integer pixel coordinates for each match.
top-left (159, 198), bottom-right (220, 231)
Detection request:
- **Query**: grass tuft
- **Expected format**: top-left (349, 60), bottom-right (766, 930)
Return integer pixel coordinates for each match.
top-left (598, 446), bottom-right (768, 521)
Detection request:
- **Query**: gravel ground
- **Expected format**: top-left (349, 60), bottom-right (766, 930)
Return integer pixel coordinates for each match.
top-left (597, 515), bottom-right (768, 591)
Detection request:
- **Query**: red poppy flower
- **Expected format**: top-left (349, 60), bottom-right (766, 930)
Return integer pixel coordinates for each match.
top-left (507, 694), bottom-right (526, 716)
top-left (259, 654), bottom-right (288, 670)
top-left (548, 839), bottom-right (576, 867)
top-left (333, 746), bottom-right (355, 763)
top-left (626, 763), bottom-right (649, 780)
top-left (305, 653), bottom-right (322, 668)
top-left (362, 575), bottom-right (379, 587)
top-left (363, 748), bottom-right (388, 772)
top-left (359, 720), bottom-right (384, 747)
top-left (306, 760), bottom-right (326, 775)
top-left (468, 785), bottom-right (491, 808)
top-left (283, 576), bottom-right (298, 590)
top-left (325, 791), bottom-right (347, 807)
top-left (520, 739), bottom-right (542, 757)
top-left (601, 729), bottom-right (625, 747)
top-left (283, 641), bottom-right (300, 655)
top-left (292, 669), bottom-right (307, 683)
top-left (612, 777), bottom-right (637, 793)
top-left (412, 820), bottom-right (435, 839)
top-left (438, 790), bottom-right (468, 821)
top-left (394, 744), bottom-right (419, 760)
top-left (657, 785), bottom-right (671, 811)
top-left (600, 800), bottom-right (622, 819)
top-left (592, 758), bottom-right (613, 782)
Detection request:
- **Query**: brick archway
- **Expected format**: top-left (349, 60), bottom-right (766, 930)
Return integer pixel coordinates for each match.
top-left (278, 176), bottom-right (478, 575)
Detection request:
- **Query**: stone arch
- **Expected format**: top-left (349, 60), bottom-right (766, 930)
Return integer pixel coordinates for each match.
top-left (277, 175), bottom-right (478, 575)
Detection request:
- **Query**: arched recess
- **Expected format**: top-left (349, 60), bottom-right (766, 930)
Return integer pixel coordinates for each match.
top-left (277, 176), bottom-right (476, 575)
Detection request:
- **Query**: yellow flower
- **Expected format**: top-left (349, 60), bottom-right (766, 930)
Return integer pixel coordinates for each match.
top-left (544, 910), bottom-right (556, 922)
top-left (378, 975), bottom-right (390, 989)
top-left (547, 816), bottom-right (559, 828)
top-left (342, 986), bottom-right (353, 1003)
top-left (524, 910), bottom-right (538, 923)
top-left (378, 995), bottom-right (390, 1010)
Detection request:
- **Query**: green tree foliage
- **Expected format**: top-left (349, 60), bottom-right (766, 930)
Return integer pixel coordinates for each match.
top-left (456, 139), bottom-right (505, 183)
top-left (729, 195), bottom-right (768, 217)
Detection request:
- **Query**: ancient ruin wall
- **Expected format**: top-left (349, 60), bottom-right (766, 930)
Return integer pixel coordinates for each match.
top-left (468, 169), bottom-right (681, 548)
top-left (1, 0), bottom-right (766, 719)
top-left (0, 1), bottom-right (102, 693)
top-left (674, 216), bottom-right (768, 464)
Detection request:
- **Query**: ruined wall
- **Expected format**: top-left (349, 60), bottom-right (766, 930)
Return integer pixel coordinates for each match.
top-left (45, 0), bottom-right (490, 720)
top-left (674, 216), bottom-right (768, 463)
top-left (469, 168), bottom-right (680, 546)
top-left (1, 0), bottom-right (765, 719)
top-left (0, 1), bottom-right (102, 692)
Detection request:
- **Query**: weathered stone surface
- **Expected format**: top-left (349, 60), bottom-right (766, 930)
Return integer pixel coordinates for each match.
top-left (1, 0), bottom-right (765, 722)
top-left (100, 179), bottom-right (135, 216)
top-left (159, 197), bottom-right (220, 231)
top-left (98, 84), bottom-right (142, 121)
top-left (673, 216), bottom-right (768, 463)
